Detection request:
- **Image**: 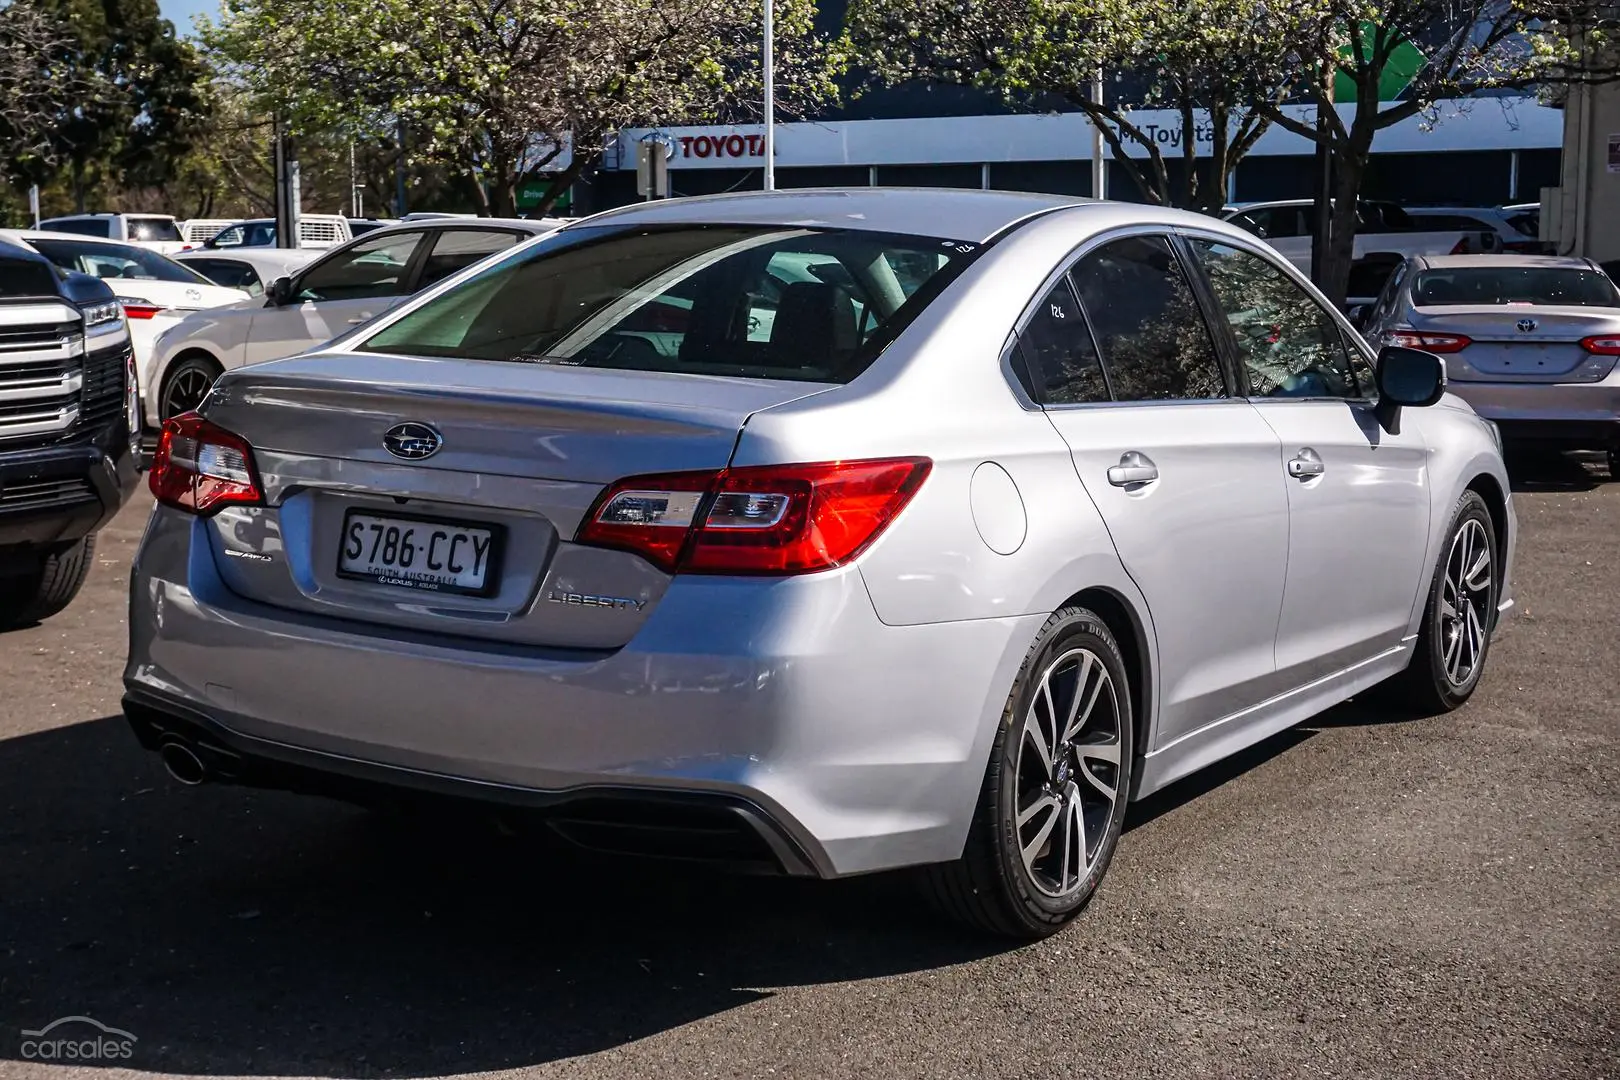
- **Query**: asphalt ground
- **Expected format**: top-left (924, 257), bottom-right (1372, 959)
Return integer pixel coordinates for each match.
top-left (1, 447), bottom-right (1615, 1080)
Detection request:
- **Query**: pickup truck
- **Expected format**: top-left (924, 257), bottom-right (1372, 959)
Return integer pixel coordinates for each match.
top-left (0, 240), bottom-right (140, 629)
top-left (1222, 199), bottom-right (1503, 305)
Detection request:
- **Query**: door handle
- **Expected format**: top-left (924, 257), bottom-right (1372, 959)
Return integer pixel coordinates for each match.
top-left (1287, 449), bottom-right (1326, 479)
top-left (346, 314), bottom-right (373, 325)
top-left (1107, 451), bottom-right (1159, 487)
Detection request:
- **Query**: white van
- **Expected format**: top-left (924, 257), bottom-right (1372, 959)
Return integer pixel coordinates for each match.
top-left (37, 213), bottom-right (187, 254)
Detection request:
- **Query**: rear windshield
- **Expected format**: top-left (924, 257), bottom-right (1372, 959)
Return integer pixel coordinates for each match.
top-left (1413, 267), bottom-right (1620, 307)
top-left (128, 216), bottom-right (182, 242)
top-left (357, 224), bottom-right (982, 382)
top-left (28, 238), bottom-right (212, 286)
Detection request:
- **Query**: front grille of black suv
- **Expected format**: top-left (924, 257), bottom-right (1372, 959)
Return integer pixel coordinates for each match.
top-left (0, 307), bottom-right (128, 447)
top-left (80, 341), bottom-right (128, 430)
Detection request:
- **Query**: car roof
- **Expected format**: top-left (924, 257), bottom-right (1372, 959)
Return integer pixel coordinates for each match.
top-left (40, 212), bottom-right (172, 220)
top-left (1414, 254), bottom-right (1595, 270)
top-left (0, 228), bottom-right (163, 249)
top-left (570, 188), bottom-right (1091, 243)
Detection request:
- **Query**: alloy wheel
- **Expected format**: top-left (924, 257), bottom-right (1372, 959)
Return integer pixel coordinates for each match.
top-left (1013, 647), bottom-right (1123, 899)
top-left (162, 366), bottom-right (215, 420)
top-left (1439, 518), bottom-right (1492, 688)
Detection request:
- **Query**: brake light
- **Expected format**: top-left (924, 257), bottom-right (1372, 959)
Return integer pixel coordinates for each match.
top-left (1579, 335), bottom-right (1620, 355)
top-left (148, 413), bottom-right (263, 515)
top-left (577, 458), bottom-right (932, 575)
top-left (1388, 331), bottom-right (1472, 353)
top-left (115, 297), bottom-right (163, 320)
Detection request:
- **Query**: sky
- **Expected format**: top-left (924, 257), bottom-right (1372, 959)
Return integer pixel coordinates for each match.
top-left (160, 0), bottom-right (216, 36)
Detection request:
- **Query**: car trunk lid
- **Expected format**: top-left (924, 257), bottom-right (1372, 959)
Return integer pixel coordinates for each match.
top-left (194, 350), bottom-right (837, 648)
top-left (1408, 305), bottom-right (1620, 382)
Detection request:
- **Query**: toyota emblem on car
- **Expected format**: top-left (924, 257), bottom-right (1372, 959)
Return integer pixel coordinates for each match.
top-left (1516, 318), bottom-right (1538, 333)
top-left (382, 422), bottom-right (442, 460)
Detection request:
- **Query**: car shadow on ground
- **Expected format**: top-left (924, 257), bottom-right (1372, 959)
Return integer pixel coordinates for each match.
top-left (1503, 445), bottom-right (1611, 493)
top-left (0, 714), bottom-right (1007, 1077)
top-left (0, 688), bottom-right (1448, 1076)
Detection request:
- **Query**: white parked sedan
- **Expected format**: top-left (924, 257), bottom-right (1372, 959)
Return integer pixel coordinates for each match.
top-left (146, 217), bottom-right (563, 426)
top-left (0, 230), bottom-right (249, 421)
top-left (175, 247), bottom-right (318, 298)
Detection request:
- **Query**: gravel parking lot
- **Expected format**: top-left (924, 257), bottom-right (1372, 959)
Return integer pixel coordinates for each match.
top-left (1, 450), bottom-right (1616, 1080)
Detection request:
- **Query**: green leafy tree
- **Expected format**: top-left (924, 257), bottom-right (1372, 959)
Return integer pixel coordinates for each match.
top-left (31, 0), bottom-right (211, 210)
top-left (0, 0), bottom-right (99, 192)
top-left (205, 0), bottom-right (844, 217)
top-left (846, 0), bottom-right (1318, 211)
top-left (1259, 1), bottom-right (1620, 305)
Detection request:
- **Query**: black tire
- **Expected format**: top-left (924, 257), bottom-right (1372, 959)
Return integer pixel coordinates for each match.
top-left (160, 354), bottom-right (222, 421)
top-left (0, 535), bottom-right (96, 630)
top-left (1608, 446), bottom-right (1619, 480)
top-left (1379, 491), bottom-right (1498, 715)
top-left (920, 606), bottom-right (1135, 939)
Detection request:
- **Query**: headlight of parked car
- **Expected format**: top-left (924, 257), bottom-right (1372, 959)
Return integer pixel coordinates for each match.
top-left (80, 300), bottom-right (124, 328)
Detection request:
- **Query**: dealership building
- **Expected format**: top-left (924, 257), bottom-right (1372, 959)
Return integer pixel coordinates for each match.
top-left (575, 96), bottom-right (1561, 213)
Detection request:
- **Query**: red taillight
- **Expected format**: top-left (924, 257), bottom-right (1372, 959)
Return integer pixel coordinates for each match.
top-left (1579, 335), bottom-right (1620, 355)
top-left (1449, 238), bottom-right (1470, 254)
top-left (117, 300), bottom-right (163, 320)
top-left (1388, 331), bottom-right (1472, 354)
top-left (148, 413), bottom-right (263, 516)
top-left (577, 457), bottom-right (932, 575)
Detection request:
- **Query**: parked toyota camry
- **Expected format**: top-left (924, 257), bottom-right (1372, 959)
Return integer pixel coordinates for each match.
top-left (1361, 254), bottom-right (1620, 475)
top-left (124, 190), bottom-right (1515, 938)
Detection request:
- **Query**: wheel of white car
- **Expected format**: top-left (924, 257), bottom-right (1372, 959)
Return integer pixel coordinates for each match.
top-left (921, 605), bottom-right (1134, 939)
top-left (161, 354), bottom-right (222, 420)
top-left (1379, 490), bottom-right (1498, 715)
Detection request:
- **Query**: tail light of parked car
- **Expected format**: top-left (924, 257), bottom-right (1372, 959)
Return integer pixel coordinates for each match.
top-left (1387, 331), bottom-right (1472, 353)
top-left (115, 297), bottom-right (166, 320)
top-left (577, 458), bottom-right (932, 575)
top-left (1579, 336), bottom-right (1620, 355)
top-left (149, 413), bottom-right (264, 516)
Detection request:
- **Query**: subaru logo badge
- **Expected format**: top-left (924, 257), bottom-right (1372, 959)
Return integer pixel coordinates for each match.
top-left (1516, 318), bottom-right (1538, 333)
top-left (382, 422), bottom-right (442, 461)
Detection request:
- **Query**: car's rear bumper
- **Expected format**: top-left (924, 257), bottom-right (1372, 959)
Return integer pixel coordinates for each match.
top-left (1446, 378), bottom-right (1620, 448)
top-left (123, 507), bottom-right (1038, 878)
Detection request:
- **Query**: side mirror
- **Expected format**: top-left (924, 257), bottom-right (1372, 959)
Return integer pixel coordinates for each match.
top-left (1345, 304), bottom-right (1369, 329)
top-left (1374, 345), bottom-right (1446, 434)
top-left (267, 276), bottom-right (294, 306)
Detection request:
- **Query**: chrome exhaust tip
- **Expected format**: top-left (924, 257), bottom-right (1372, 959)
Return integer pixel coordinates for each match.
top-left (159, 739), bottom-right (207, 786)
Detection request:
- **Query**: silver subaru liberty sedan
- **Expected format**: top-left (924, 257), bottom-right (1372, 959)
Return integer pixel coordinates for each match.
top-left (125, 189), bottom-right (1515, 938)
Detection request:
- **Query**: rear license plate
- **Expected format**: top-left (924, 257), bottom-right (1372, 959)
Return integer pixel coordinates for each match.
top-left (337, 511), bottom-right (501, 596)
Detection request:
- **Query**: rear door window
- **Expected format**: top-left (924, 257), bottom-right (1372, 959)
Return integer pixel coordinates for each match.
top-left (359, 225), bottom-right (981, 383)
top-left (1068, 235), bottom-right (1226, 401)
top-left (1016, 277), bottom-right (1110, 404)
top-left (416, 229), bottom-right (524, 290)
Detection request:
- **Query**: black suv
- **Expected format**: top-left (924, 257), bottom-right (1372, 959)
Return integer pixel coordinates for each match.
top-left (0, 241), bottom-right (140, 628)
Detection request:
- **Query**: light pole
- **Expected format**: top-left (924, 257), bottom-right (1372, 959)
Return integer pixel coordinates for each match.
top-left (1090, 67), bottom-right (1106, 200)
top-left (763, 0), bottom-right (775, 191)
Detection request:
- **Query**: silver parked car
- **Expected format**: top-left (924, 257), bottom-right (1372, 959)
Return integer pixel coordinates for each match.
top-left (125, 190), bottom-right (1516, 938)
top-left (1360, 254), bottom-right (1620, 475)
